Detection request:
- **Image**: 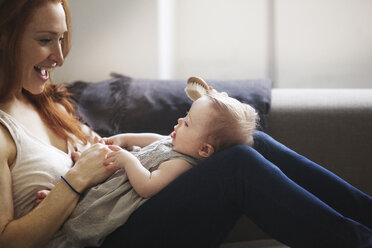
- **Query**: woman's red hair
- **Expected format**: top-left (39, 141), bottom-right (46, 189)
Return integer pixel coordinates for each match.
top-left (0, 0), bottom-right (88, 143)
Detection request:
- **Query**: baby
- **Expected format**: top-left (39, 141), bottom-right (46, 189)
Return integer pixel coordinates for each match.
top-left (42, 90), bottom-right (258, 247)
top-left (101, 90), bottom-right (259, 198)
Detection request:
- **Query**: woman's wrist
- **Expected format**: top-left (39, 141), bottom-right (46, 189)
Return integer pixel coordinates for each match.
top-left (60, 176), bottom-right (82, 195)
top-left (63, 169), bottom-right (89, 193)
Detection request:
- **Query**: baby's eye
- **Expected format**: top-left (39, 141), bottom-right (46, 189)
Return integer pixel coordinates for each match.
top-left (184, 121), bottom-right (189, 127)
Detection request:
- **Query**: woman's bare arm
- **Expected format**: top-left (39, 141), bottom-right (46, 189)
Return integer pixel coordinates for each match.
top-left (0, 125), bottom-right (116, 248)
top-left (0, 125), bottom-right (16, 244)
top-left (0, 124), bottom-right (81, 247)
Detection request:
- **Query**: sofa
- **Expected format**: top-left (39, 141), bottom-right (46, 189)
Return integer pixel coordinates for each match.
top-left (66, 75), bottom-right (372, 248)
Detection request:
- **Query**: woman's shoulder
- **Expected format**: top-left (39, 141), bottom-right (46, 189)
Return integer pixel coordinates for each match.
top-left (0, 123), bottom-right (17, 169)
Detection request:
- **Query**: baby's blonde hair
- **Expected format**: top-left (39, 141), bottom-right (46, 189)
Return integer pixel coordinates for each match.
top-left (204, 91), bottom-right (259, 152)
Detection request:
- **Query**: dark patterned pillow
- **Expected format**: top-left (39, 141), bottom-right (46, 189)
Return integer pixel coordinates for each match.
top-left (66, 74), bottom-right (272, 137)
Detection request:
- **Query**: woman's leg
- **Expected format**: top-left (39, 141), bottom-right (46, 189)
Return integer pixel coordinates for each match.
top-left (253, 131), bottom-right (372, 229)
top-left (102, 145), bottom-right (372, 248)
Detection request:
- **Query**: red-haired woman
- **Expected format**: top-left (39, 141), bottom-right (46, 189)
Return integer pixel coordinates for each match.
top-left (0, 1), bottom-right (118, 247)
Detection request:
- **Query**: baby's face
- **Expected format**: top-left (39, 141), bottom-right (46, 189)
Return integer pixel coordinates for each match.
top-left (170, 97), bottom-right (214, 159)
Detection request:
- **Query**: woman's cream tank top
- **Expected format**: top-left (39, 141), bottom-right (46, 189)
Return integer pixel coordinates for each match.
top-left (0, 110), bottom-right (73, 219)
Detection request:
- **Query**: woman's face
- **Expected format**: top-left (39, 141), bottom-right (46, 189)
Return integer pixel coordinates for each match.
top-left (19, 2), bottom-right (67, 94)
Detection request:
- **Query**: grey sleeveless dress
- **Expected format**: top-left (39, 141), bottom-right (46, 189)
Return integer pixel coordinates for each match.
top-left (47, 137), bottom-right (198, 248)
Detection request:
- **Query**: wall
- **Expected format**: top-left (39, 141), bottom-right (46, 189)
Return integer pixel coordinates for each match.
top-left (53, 0), bottom-right (372, 88)
top-left (53, 0), bottom-right (158, 83)
top-left (275, 0), bottom-right (372, 88)
top-left (172, 0), bottom-right (269, 81)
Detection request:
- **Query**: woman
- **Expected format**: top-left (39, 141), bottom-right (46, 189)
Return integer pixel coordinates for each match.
top-left (0, 1), bottom-right (118, 247)
top-left (0, 1), bottom-right (371, 248)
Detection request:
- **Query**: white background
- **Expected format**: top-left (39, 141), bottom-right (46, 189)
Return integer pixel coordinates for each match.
top-left (53, 0), bottom-right (372, 88)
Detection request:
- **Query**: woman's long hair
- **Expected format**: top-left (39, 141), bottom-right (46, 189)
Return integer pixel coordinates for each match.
top-left (0, 0), bottom-right (87, 143)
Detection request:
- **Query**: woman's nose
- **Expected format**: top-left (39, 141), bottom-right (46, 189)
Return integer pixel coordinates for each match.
top-left (49, 43), bottom-right (64, 66)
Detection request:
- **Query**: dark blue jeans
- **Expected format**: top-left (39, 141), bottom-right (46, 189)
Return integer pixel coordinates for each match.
top-left (101, 131), bottom-right (372, 248)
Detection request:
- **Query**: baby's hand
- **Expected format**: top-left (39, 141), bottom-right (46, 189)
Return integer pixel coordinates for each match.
top-left (102, 134), bottom-right (128, 149)
top-left (104, 145), bottom-right (138, 169)
top-left (35, 189), bottom-right (50, 207)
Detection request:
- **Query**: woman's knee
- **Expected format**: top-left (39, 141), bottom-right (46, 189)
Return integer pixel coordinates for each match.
top-left (253, 131), bottom-right (276, 152)
top-left (203, 144), bottom-right (276, 176)
top-left (207, 144), bottom-right (258, 166)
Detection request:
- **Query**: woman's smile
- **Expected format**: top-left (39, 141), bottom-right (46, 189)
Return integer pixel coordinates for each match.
top-left (34, 66), bottom-right (50, 82)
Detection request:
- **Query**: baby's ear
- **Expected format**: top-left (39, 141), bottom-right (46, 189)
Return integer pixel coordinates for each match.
top-left (198, 143), bottom-right (215, 158)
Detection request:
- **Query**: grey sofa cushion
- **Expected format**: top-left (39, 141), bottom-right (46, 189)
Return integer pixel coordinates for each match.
top-left (267, 89), bottom-right (372, 196)
top-left (66, 74), bottom-right (272, 137)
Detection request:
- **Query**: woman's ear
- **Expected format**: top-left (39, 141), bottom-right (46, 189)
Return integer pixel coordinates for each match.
top-left (198, 143), bottom-right (215, 158)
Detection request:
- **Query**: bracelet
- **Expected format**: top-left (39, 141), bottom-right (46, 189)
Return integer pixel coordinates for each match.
top-left (60, 176), bottom-right (81, 195)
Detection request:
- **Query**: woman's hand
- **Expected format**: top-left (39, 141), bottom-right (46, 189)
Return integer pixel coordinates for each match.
top-left (66, 143), bottom-right (119, 191)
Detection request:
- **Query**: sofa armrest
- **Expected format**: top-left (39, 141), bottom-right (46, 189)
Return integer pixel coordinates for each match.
top-left (267, 89), bottom-right (372, 195)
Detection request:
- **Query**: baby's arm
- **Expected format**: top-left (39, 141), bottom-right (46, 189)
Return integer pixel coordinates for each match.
top-left (105, 146), bottom-right (192, 198)
top-left (104, 133), bottom-right (167, 149)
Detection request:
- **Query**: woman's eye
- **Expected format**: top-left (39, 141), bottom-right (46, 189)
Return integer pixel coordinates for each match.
top-left (40, 39), bottom-right (51, 44)
top-left (59, 37), bottom-right (64, 43)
